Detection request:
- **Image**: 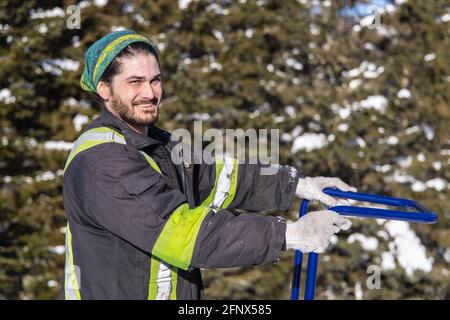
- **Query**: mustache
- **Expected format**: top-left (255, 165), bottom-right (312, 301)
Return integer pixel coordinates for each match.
top-left (132, 97), bottom-right (159, 106)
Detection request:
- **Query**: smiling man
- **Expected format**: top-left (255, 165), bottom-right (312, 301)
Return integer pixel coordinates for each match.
top-left (62, 29), bottom-right (355, 300)
top-left (96, 49), bottom-right (162, 133)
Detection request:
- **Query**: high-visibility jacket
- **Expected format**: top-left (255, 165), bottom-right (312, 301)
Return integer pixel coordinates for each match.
top-left (61, 107), bottom-right (300, 299)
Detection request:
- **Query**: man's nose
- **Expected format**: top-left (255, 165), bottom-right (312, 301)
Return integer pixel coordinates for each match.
top-left (140, 81), bottom-right (156, 100)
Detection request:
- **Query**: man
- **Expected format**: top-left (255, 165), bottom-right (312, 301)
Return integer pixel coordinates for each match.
top-left (62, 29), bottom-right (355, 300)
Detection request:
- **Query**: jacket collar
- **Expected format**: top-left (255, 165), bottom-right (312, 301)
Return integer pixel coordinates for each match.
top-left (87, 107), bottom-right (171, 149)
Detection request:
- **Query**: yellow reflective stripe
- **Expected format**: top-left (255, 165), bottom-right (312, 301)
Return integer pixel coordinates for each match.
top-left (200, 158), bottom-right (239, 210)
top-left (63, 127), bottom-right (126, 172)
top-left (147, 257), bottom-right (178, 300)
top-left (65, 224), bottom-right (81, 300)
top-left (140, 152), bottom-right (162, 174)
top-left (152, 204), bottom-right (211, 270)
top-left (169, 267), bottom-right (178, 300)
top-left (93, 34), bottom-right (150, 84)
top-left (64, 140), bottom-right (110, 172)
top-left (220, 158), bottom-right (239, 209)
top-left (200, 162), bottom-right (224, 207)
top-left (147, 256), bottom-right (159, 300)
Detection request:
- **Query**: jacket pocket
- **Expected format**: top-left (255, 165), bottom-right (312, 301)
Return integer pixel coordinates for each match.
top-left (121, 169), bottom-right (185, 219)
top-left (122, 170), bottom-right (161, 196)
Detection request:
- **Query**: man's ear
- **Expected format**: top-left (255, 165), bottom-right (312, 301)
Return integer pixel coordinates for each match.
top-left (97, 81), bottom-right (111, 100)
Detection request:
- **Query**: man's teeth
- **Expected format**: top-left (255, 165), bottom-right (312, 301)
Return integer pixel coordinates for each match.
top-left (136, 104), bottom-right (153, 107)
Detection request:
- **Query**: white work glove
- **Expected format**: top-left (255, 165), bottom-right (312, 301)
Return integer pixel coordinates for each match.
top-left (295, 177), bottom-right (357, 207)
top-left (285, 210), bottom-right (352, 253)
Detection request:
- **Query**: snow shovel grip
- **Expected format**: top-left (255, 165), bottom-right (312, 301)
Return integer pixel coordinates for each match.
top-left (290, 188), bottom-right (438, 300)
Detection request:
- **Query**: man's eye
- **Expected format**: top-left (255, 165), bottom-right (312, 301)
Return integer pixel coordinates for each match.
top-left (130, 80), bottom-right (141, 84)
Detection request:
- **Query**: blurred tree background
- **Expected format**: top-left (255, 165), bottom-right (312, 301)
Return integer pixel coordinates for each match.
top-left (0, 0), bottom-right (448, 299)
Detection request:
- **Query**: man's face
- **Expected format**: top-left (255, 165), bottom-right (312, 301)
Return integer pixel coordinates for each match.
top-left (108, 53), bottom-right (162, 127)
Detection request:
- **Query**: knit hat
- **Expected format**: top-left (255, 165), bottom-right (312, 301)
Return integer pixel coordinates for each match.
top-left (80, 29), bottom-right (158, 93)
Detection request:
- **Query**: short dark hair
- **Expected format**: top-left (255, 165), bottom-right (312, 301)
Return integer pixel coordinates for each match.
top-left (91, 41), bottom-right (160, 107)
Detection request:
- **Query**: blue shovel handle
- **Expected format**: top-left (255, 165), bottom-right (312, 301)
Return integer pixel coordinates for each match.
top-left (290, 188), bottom-right (438, 300)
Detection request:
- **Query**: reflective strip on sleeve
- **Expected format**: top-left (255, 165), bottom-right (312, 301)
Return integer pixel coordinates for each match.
top-left (169, 265), bottom-right (178, 300)
top-left (152, 204), bottom-right (212, 270)
top-left (147, 256), bottom-right (159, 300)
top-left (156, 261), bottom-right (171, 300)
top-left (63, 127), bottom-right (126, 172)
top-left (211, 157), bottom-right (239, 210)
top-left (200, 162), bottom-right (224, 207)
top-left (63, 127), bottom-right (163, 174)
top-left (201, 157), bottom-right (239, 211)
top-left (148, 256), bottom-right (178, 300)
top-left (64, 223), bottom-right (81, 300)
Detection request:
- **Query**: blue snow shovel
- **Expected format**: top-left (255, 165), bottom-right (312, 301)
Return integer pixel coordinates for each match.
top-left (290, 188), bottom-right (438, 300)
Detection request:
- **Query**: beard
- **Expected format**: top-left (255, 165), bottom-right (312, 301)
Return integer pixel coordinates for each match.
top-left (110, 93), bottom-right (160, 127)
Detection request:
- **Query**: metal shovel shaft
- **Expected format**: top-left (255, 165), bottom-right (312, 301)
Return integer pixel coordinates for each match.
top-left (290, 188), bottom-right (438, 300)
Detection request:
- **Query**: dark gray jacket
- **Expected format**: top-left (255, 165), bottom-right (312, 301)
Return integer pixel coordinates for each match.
top-left (61, 107), bottom-right (299, 299)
